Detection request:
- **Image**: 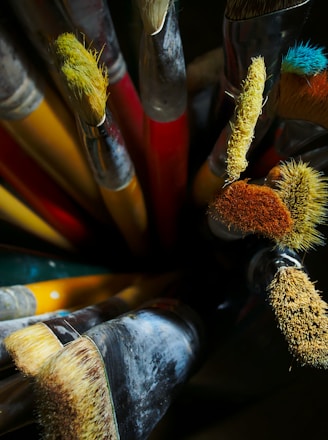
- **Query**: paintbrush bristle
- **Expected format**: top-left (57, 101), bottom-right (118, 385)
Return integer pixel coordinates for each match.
top-left (225, 56), bottom-right (266, 184)
top-left (208, 179), bottom-right (293, 239)
top-left (277, 70), bottom-right (328, 129)
top-left (268, 266), bottom-right (328, 368)
top-left (51, 32), bottom-right (108, 126)
top-left (281, 41), bottom-right (328, 76)
top-left (136, 0), bottom-right (171, 34)
top-left (225, 0), bottom-right (308, 20)
top-left (268, 159), bottom-right (328, 251)
top-left (36, 337), bottom-right (117, 440)
top-left (4, 323), bottom-right (63, 377)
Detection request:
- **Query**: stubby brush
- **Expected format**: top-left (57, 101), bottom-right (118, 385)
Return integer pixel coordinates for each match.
top-left (247, 244), bottom-right (328, 368)
top-left (192, 56), bottom-right (266, 206)
top-left (267, 159), bottom-right (328, 251)
top-left (35, 299), bottom-right (204, 439)
top-left (52, 32), bottom-right (150, 256)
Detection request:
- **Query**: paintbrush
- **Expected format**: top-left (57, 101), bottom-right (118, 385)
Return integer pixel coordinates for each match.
top-left (0, 272), bottom-right (140, 321)
top-left (35, 298), bottom-right (205, 439)
top-left (192, 56), bottom-right (266, 206)
top-left (0, 15), bottom-right (110, 224)
top-left (51, 32), bottom-right (150, 257)
top-left (136, 0), bottom-right (190, 250)
top-left (208, 159), bottom-right (328, 251)
top-left (55, 0), bottom-right (147, 189)
top-left (0, 124), bottom-right (100, 250)
top-left (4, 271), bottom-right (179, 377)
top-left (210, 0), bottom-right (313, 141)
top-left (247, 244), bottom-right (328, 368)
top-left (249, 40), bottom-right (328, 177)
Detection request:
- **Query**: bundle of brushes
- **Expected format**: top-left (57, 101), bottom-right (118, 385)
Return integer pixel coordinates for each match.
top-left (2, 1), bottom-right (328, 439)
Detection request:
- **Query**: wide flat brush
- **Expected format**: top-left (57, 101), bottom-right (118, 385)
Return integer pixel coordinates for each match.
top-left (136, 0), bottom-right (190, 250)
top-left (208, 159), bottom-right (328, 251)
top-left (247, 245), bottom-right (328, 368)
top-left (4, 271), bottom-right (179, 377)
top-left (51, 32), bottom-right (150, 257)
top-left (35, 298), bottom-right (204, 439)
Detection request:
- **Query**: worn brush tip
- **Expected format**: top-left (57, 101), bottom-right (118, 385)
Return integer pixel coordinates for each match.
top-left (225, 56), bottom-right (266, 184)
top-left (208, 179), bottom-right (293, 240)
top-left (225, 0), bottom-right (310, 20)
top-left (36, 337), bottom-right (117, 440)
top-left (51, 32), bottom-right (108, 126)
top-left (4, 323), bottom-right (62, 377)
top-left (268, 159), bottom-right (328, 251)
top-left (268, 266), bottom-right (328, 369)
top-left (136, 0), bottom-right (171, 34)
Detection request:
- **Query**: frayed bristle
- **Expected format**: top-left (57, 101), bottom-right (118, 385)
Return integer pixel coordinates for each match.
top-left (271, 160), bottom-right (328, 251)
top-left (4, 323), bottom-right (63, 377)
top-left (282, 41), bottom-right (328, 76)
top-left (36, 337), bottom-right (118, 440)
top-left (225, 56), bottom-right (266, 184)
top-left (208, 179), bottom-right (293, 239)
top-left (136, 0), bottom-right (171, 34)
top-left (52, 32), bottom-right (108, 126)
top-left (268, 266), bottom-right (328, 368)
top-left (225, 0), bottom-right (308, 20)
top-left (277, 71), bottom-right (328, 129)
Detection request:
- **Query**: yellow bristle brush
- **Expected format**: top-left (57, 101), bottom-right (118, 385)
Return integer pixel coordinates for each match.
top-left (51, 32), bottom-right (150, 257)
top-left (266, 159), bottom-right (328, 251)
top-left (192, 55), bottom-right (266, 206)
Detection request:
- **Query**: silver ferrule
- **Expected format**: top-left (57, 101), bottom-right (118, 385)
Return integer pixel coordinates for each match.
top-left (223, 0), bottom-right (312, 97)
top-left (0, 286), bottom-right (36, 320)
top-left (77, 112), bottom-right (134, 191)
top-left (0, 24), bottom-right (43, 119)
top-left (246, 246), bottom-right (303, 296)
top-left (139, 3), bottom-right (187, 121)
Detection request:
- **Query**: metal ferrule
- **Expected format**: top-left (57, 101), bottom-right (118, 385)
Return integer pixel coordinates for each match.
top-left (246, 246), bottom-right (303, 296)
top-left (223, 0), bottom-right (312, 97)
top-left (77, 112), bottom-right (134, 191)
top-left (139, 3), bottom-right (187, 121)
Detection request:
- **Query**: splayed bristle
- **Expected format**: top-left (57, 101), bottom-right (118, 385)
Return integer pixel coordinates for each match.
top-left (225, 0), bottom-right (308, 20)
top-left (225, 56), bottom-right (266, 184)
top-left (277, 71), bottom-right (328, 129)
top-left (282, 41), bottom-right (328, 76)
top-left (208, 179), bottom-right (293, 239)
top-left (270, 159), bottom-right (328, 251)
top-left (4, 323), bottom-right (63, 377)
top-left (52, 32), bottom-right (108, 126)
top-left (36, 337), bottom-right (118, 440)
top-left (268, 266), bottom-right (328, 368)
top-left (136, 0), bottom-right (171, 34)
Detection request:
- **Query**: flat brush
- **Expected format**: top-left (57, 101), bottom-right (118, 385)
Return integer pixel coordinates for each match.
top-left (0, 272), bottom-right (140, 321)
top-left (0, 310), bottom-right (69, 370)
top-left (192, 56), bottom-right (266, 206)
top-left (136, 0), bottom-right (190, 249)
top-left (4, 271), bottom-right (179, 377)
top-left (247, 245), bottom-right (328, 368)
top-left (35, 298), bottom-right (204, 440)
top-left (208, 159), bottom-right (328, 251)
top-left (52, 32), bottom-right (150, 256)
